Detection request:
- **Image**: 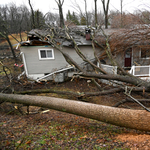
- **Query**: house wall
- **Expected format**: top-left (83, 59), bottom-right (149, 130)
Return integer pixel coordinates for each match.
top-left (20, 45), bottom-right (97, 79)
top-left (104, 52), bottom-right (125, 67)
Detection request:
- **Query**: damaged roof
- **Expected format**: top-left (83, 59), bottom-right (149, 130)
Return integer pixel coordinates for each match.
top-left (22, 26), bottom-right (92, 47)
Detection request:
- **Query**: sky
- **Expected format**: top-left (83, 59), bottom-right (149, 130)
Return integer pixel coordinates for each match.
top-left (0, 0), bottom-right (149, 15)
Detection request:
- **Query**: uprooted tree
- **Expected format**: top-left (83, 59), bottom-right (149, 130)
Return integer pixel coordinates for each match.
top-left (1, 25), bottom-right (150, 131)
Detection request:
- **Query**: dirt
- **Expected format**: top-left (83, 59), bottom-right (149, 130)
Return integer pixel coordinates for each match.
top-left (117, 133), bottom-right (150, 150)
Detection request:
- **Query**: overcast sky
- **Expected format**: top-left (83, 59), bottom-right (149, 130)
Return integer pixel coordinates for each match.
top-left (0, 0), bottom-right (149, 15)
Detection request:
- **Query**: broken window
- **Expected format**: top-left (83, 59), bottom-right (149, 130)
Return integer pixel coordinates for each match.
top-left (38, 49), bottom-right (54, 60)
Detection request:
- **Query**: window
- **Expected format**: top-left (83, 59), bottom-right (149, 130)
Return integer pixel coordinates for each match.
top-left (38, 49), bottom-right (54, 60)
top-left (141, 48), bottom-right (150, 59)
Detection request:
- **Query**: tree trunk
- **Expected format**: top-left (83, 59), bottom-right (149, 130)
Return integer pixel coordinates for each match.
top-left (94, 0), bottom-right (98, 28)
top-left (28, 0), bottom-right (35, 29)
top-left (55, 0), bottom-right (65, 28)
top-left (84, 0), bottom-right (88, 26)
top-left (14, 87), bottom-right (122, 96)
top-left (81, 72), bottom-right (150, 90)
top-left (6, 36), bottom-right (17, 61)
top-left (120, 0), bottom-right (123, 28)
top-left (58, 5), bottom-right (65, 28)
top-left (1, 93), bottom-right (150, 131)
top-left (101, 0), bottom-right (110, 29)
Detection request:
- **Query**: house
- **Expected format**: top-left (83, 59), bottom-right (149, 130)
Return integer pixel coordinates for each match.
top-left (19, 26), bottom-right (150, 82)
top-left (19, 27), bottom-right (99, 82)
top-left (95, 27), bottom-right (150, 68)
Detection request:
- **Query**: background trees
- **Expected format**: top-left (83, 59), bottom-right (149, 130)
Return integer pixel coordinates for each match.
top-left (66, 10), bottom-right (80, 25)
top-left (55, 0), bottom-right (65, 27)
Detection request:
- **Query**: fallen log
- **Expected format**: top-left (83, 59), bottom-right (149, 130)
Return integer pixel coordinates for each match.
top-left (14, 87), bottom-right (122, 96)
top-left (0, 93), bottom-right (150, 131)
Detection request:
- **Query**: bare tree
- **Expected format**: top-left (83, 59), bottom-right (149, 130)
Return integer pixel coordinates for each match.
top-left (44, 12), bottom-right (59, 26)
top-left (0, 6), bottom-right (17, 60)
top-left (70, 0), bottom-right (92, 26)
top-left (55, 0), bottom-right (65, 28)
top-left (94, 0), bottom-right (98, 28)
top-left (120, 0), bottom-right (123, 27)
top-left (110, 11), bottom-right (142, 28)
top-left (0, 3), bottom-right (33, 60)
top-left (20, 5), bottom-right (32, 32)
top-left (28, 0), bottom-right (35, 29)
top-left (101, 0), bottom-right (110, 29)
top-left (84, 0), bottom-right (89, 26)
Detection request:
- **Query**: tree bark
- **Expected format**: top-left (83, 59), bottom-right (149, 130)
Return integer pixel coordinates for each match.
top-left (6, 36), bottom-right (17, 60)
top-left (80, 72), bottom-right (150, 90)
top-left (101, 0), bottom-right (110, 29)
top-left (94, 0), bottom-right (98, 28)
top-left (1, 93), bottom-right (150, 131)
top-left (84, 0), bottom-right (89, 26)
top-left (28, 0), bottom-right (35, 29)
top-left (55, 0), bottom-right (65, 28)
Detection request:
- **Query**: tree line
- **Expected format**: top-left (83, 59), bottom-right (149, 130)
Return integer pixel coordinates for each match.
top-left (0, 1), bottom-right (150, 36)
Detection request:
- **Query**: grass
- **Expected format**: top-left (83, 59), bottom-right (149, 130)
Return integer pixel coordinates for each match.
top-left (0, 32), bottom-right (27, 46)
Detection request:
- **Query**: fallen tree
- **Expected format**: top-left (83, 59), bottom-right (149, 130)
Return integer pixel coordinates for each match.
top-left (0, 93), bottom-right (150, 132)
top-left (29, 26), bottom-right (150, 90)
top-left (14, 87), bottom-right (123, 96)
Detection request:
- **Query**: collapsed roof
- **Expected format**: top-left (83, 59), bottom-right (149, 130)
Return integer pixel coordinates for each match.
top-left (21, 26), bottom-right (93, 47)
top-left (20, 25), bottom-right (150, 50)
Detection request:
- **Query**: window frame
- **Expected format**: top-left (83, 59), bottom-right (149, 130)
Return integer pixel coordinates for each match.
top-left (38, 49), bottom-right (54, 60)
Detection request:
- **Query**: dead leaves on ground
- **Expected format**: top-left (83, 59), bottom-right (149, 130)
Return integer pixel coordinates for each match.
top-left (0, 110), bottom-right (148, 149)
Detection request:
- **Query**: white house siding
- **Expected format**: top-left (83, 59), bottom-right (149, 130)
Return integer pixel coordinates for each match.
top-left (20, 45), bottom-right (96, 77)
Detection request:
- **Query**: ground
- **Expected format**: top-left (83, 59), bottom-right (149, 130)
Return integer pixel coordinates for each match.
top-left (0, 106), bottom-right (150, 150)
top-left (0, 58), bottom-right (150, 149)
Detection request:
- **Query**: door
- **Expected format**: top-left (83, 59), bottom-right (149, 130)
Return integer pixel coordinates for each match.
top-left (124, 48), bottom-right (132, 67)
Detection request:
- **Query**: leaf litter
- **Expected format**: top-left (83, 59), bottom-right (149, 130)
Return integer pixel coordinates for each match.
top-left (0, 108), bottom-right (150, 150)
